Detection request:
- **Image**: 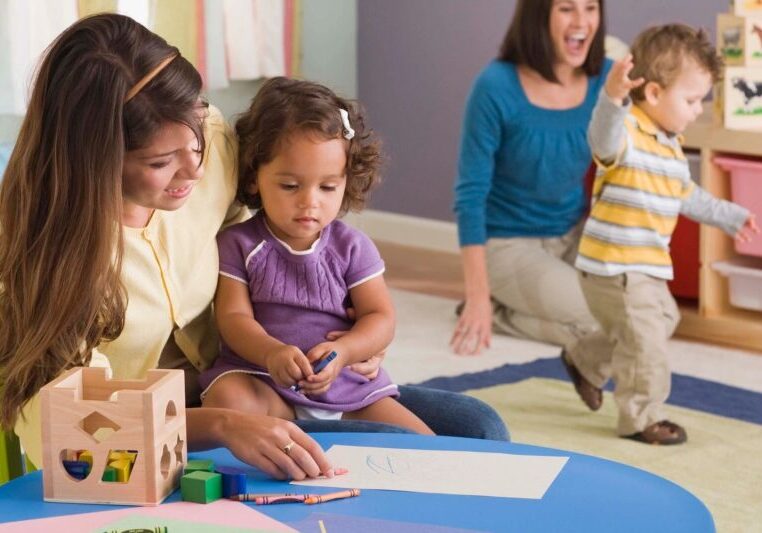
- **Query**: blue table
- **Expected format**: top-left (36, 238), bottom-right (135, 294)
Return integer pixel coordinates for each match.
top-left (0, 433), bottom-right (713, 532)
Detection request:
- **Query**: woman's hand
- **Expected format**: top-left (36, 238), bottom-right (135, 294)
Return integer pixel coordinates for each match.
top-left (264, 344), bottom-right (313, 388)
top-left (187, 407), bottom-right (335, 481)
top-left (347, 353), bottom-right (384, 379)
top-left (450, 295), bottom-right (492, 356)
top-left (219, 410), bottom-right (334, 480)
top-left (605, 54), bottom-right (645, 106)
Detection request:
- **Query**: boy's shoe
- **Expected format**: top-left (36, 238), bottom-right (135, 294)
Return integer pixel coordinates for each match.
top-left (624, 420), bottom-right (687, 445)
top-left (560, 351), bottom-right (602, 411)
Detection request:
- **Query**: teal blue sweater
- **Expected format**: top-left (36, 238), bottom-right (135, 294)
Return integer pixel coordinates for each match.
top-left (454, 59), bottom-right (612, 246)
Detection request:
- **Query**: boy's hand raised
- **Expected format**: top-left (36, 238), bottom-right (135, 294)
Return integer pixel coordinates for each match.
top-left (736, 214), bottom-right (760, 243)
top-left (605, 54), bottom-right (645, 106)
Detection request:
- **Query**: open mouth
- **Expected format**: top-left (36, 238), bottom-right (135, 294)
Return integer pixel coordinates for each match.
top-left (165, 183), bottom-right (194, 198)
top-left (565, 32), bottom-right (588, 54)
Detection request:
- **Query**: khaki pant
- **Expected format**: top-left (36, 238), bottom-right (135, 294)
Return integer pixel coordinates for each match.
top-left (568, 272), bottom-right (680, 435)
top-left (486, 222), bottom-right (599, 351)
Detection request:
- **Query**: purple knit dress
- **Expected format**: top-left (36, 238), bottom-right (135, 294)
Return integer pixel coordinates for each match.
top-left (198, 210), bottom-right (399, 412)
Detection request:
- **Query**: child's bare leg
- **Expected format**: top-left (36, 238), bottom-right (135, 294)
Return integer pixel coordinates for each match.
top-left (202, 373), bottom-right (295, 420)
top-left (344, 397), bottom-right (435, 435)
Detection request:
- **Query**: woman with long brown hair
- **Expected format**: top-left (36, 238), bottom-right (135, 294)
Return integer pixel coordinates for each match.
top-left (0, 13), bottom-right (331, 479)
top-left (0, 14), bottom-right (508, 478)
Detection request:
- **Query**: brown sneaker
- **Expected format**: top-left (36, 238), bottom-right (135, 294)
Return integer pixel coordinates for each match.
top-left (561, 351), bottom-right (602, 411)
top-left (625, 420), bottom-right (687, 445)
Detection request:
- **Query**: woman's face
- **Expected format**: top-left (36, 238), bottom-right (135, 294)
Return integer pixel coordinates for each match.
top-left (121, 121), bottom-right (203, 227)
top-left (549, 0), bottom-right (600, 69)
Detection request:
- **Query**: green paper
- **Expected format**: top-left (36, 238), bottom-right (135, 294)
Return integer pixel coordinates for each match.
top-left (95, 514), bottom-right (283, 533)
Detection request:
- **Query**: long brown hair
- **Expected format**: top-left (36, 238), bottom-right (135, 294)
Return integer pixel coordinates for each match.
top-left (498, 0), bottom-right (606, 83)
top-left (0, 14), bottom-right (203, 429)
top-left (235, 77), bottom-right (382, 216)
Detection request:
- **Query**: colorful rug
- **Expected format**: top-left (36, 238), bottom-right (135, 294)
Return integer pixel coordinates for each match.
top-left (388, 289), bottom-right (762, 533)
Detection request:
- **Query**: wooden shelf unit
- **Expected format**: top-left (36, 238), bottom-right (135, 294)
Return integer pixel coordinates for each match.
top-left (680, 110), bottom-right (762, 352)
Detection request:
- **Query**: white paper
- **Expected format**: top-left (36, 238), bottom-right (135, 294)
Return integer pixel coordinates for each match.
top-left (292, 445), bottom-right (568, 500)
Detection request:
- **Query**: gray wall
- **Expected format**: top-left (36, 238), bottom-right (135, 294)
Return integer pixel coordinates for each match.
top-left (301, 0), bottom-right (357, 99)
top-left (358, 0), bottom-right (727, 221)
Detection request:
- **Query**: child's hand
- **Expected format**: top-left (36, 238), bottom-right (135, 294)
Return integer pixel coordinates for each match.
top-left (297, 343), bottom-right (344, 396)
top-left (605, 54), bottom-right (645, 106)
top-left (265, 344), bottom-right (312, 388)
top-left (736, 214), bottom-right (760, 243)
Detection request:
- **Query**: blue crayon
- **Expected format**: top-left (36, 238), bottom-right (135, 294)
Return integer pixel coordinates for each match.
top-left (312, 351), bottom-right (338, 373)
top-left (294, 351), bottom-right (339, 392)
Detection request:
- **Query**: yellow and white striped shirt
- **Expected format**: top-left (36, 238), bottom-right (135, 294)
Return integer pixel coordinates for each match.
top-left (577, 100), bottom-right (746, 279)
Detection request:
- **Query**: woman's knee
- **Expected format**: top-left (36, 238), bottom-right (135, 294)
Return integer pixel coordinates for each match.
top-left (396, 385), bottom-right (509, 441)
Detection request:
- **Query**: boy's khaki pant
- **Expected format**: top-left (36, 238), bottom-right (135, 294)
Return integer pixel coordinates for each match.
top-left (486, 222), bottom-right (600, 351)
top-left (568, 271), bottom-right (681, 435)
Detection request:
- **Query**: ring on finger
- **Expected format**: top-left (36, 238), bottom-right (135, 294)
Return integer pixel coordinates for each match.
top-left (282, 441), bottom-right (295, 455)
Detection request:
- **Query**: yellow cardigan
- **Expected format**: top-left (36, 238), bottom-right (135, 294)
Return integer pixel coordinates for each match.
top-left (15, 106), bottom-right (249, 467)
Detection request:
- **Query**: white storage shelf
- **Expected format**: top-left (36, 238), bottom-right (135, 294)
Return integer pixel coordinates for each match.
top-left (713, 259), bottom-right (762, 312)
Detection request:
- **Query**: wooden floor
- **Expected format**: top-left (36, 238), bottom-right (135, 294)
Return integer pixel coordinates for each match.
top-left (376, 241), bottom-right (463, 300)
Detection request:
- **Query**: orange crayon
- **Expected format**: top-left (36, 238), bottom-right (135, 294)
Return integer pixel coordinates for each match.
top-left (304, 488), bottom-right (360, 505)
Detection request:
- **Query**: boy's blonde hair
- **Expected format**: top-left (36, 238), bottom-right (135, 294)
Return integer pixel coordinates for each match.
top-left (629, 24), bottom-right (722, 102)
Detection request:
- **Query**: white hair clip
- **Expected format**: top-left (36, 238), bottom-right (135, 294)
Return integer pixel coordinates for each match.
top-left (339, 108), bottom-right (355, 140)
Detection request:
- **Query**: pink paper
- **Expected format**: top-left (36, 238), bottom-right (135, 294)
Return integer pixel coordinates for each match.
top-left (1, 499), bottom-right (296, 532)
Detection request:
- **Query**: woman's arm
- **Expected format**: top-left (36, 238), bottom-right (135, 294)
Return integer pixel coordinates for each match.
top-left (186, 405), bottom-right (333, 480)
top-left (450, 245), bottom-right (492, 355)
top-left (215, 275), bottom-right (313, 387)
top-left (451, 69), bottom-right (503, 356)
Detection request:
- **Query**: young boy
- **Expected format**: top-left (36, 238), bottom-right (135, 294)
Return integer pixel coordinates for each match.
top-left (563, 24), bottom-right (758, 445)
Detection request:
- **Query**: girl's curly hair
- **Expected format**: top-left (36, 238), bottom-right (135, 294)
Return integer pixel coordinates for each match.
top-left (235, 77), bottom-right (383, 215)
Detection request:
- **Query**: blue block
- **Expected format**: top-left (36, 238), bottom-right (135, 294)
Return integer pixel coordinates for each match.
top-left (215, 466), bottom-right (246, 498)
top-left (62, 460), bottom-right (90, 479)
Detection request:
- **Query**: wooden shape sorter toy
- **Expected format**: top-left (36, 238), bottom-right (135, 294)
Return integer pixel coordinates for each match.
top-left (40, 367), bottom-right (187, 505)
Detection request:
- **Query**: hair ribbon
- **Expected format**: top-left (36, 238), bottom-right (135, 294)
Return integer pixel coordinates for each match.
top-left (339, 108), bottom-right (355, 140)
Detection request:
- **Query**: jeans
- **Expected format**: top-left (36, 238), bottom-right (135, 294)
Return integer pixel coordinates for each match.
top-left (168, 345), bottom-right (511, 442)
top-left (295, 385), bottom-right (510, 441)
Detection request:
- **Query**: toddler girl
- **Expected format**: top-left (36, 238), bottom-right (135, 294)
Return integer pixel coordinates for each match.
top-left (199, 77), bottom-right (433, 435)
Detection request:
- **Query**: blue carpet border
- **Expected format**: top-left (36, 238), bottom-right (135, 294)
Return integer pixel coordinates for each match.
top-left (413, 357), bottom-right (762, 425)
